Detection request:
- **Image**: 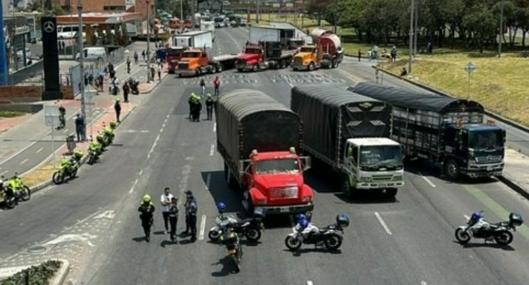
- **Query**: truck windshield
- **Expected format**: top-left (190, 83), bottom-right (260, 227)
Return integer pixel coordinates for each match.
top-left (468, 130), bottom-right (503, 150)
top-left (182, 52), bottom-right (200, 58)
top-left (359, 146), bottom-right (402, 170)
top-left (245, 48), bottom-right (261, 54)
top-left (255, 159), bottom-right (300, 175)
top-left (299, 47), bottom-right (314, 53)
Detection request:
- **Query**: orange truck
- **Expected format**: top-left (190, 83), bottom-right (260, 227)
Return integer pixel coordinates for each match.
top-left (292, 28), bottom-right (344, 71)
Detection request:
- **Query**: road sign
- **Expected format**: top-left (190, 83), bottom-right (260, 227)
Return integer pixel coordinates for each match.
top-left (44, 105), bottom-right (60, 126)
top-left (464, 62), bottom-right (476, 74)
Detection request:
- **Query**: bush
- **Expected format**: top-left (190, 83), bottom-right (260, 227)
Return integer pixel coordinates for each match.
top-left (0, 260), bottom-right (62, 285)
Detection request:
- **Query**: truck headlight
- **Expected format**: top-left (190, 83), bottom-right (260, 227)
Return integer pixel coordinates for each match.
top-left (359, 176), bottom-right (372, 182)
top-left (392, 175), bottom-right (403, 181)
top-left (301, 196), bottom-right (312, 203)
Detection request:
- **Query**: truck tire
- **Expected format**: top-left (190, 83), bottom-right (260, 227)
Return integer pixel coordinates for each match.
top-left (309, 62), bottom-right (315, 71)
top-left (216, 64), bottom-right (223, 73)
top-left (252, 65), bottom-right (258, 72)
top-left (382, 188), bottom-right (397, 199)
top-left (224, 163), bottom-right (239, 190)
top-left (445, 159), bottom-right (460, 180)
top-left (331, 59), bottom-right (338, 68)
top-left (341, 177), bottom-right (353, 198)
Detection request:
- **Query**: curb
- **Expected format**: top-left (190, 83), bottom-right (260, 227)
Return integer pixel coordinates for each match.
top-left (49, 259), bottom-right (70, 285)
top-left (372, 65), bottom-right (529, 196)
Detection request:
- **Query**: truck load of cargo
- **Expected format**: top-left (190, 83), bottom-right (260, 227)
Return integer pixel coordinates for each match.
top-left (292, 28), bottom-right (343, 71)
top-left (291, 85), bottom-right (404, 198)
top-left (216, 89), bottom-right (314, 214)
top-left (349, 82), bottom-right (505, 179)
top-left (174, 31), bottom-right (238, 76)
top-left (235, 25), bottom-right (296, 72)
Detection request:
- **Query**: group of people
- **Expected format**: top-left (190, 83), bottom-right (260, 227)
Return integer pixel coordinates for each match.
top-left (138, 188), bottom-right (198, 242)
top-left (187, 76), bottom-right (221, 122)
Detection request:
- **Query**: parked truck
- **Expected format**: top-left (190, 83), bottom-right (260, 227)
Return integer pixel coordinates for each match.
top-left (174, 31), bottom-right (238, 76)
top-left (291, 85), bottom-right (405, 198)
top-left (235, 25), bottom-right (296, 72)
top-left (350, 82), bottom-right (505, 179)
top-left (216, 89), bottom-right (314, 214)
top-left (292, 28), bottom-right (344, 71)
top-left (166, 46), bottom-right (186, 74)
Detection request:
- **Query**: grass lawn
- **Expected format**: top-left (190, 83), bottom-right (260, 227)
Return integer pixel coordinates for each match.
top-left (242, 13), bottom-right (331, 29)
top-left (382, 51), bottom-right (529, 126)
top-left (0, 110), bottom-right (28, 118)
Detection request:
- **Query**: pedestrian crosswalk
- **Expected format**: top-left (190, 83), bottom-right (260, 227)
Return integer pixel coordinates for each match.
top-left (271, 73), bottom-right (346, 85)
top-left (177, 72), bottom-right (346, 86)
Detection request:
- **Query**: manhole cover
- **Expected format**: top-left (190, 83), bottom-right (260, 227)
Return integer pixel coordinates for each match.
top-left (27, 246), bottom-right (47, 254)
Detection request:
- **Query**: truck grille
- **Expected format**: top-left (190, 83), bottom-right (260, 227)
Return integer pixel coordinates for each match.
top-left (293, 57), bottom-right (303, 65)
top-left (475, 155), bottom-right (502, 164)
top-left (372, 175), bottom-right (393, 181)
top-left (270, 186), bottom-right (298, 200)
top-left (178, 62), bottom-right (188, 69)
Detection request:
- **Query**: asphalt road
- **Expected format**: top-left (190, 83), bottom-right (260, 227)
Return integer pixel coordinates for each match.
top-left (1, 27), bottom-right (529, 285)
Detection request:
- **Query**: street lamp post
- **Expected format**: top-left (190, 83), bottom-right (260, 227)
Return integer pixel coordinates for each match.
top-left (146, 0), bottom-right (151, 83)
top-left (408, 0), bottom-right (414, 74)
top-left (498, 1), bottom-right (504, 58)
top-left (78, 4), bottom-right (86, 139)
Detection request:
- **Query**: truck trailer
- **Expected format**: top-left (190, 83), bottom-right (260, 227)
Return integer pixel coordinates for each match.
top-left (292, 28), bottom-right (344, 71)
top-left (291, 85), bottom-right (405, 198)
top-left (350, 82), bottom-right (505, 179)
top-left (216, 89), bottom-right (314, 214)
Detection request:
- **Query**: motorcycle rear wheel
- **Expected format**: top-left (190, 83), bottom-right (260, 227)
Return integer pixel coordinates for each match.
top-left (4, 196), bottom-right (16, 209)
top-left (455, 228), bottom-right (471, 244)
top-left (324, 233), bottom-right (343, 250)
top-left (69, 168), bottom-right (78, 179)
top-left (494, 231), bottom-right (513, 245)
top-left (52, 171), bottom-right (64, 185)
top-left (285, 236), bottom-right (302, 251)
top-left (208, 229), bottom-right (221, 242)
top-left (20, 186), bottom-right (31, 201)
top-left (245, 229), bottom-right (261, 242)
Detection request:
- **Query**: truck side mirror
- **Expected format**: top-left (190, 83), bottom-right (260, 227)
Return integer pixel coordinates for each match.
top-left (300, 156), bottom-right (311, 171)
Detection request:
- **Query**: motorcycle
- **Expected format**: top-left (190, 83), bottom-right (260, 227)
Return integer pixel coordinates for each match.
top-left (455, 211), bottom-right (524, 245)
top-left (208, 208), bottom-right (265, 242)
top-left (52, 157), bottom-right (79, 184)
top-left (0, 175), bottom-right (31, 208)
top-left (87, 142), bottom-right (102, 165)
top-left (0, 178), bottom-right (16, 209)
top-left (128, 78), bottom-right (139, 95)
top-left (285, 214), bottom-right (350, 251)
top-left (220, 229), bottom-right (243, 273)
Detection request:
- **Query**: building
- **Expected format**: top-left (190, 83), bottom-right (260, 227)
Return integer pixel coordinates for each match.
top-left (55, 0), bottom-right (153, 20)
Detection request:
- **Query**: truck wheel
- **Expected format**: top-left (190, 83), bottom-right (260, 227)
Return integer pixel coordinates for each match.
top-left (216, 65), bottom-right (223, 73)
top-left (341, 177), bottom-right (353, 198)
top-left (382, 188), bottom-right (397, 199)
top-left (331, 59), bottom-right (338, 68)
top-left (252, 65), bottom-right (258, 72)
top-left (309, 62), bottom-right (315, 71)
top-left (445, 160), bottom-right (460, 180)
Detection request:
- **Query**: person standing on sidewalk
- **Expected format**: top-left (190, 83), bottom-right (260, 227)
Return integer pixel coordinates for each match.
top-left (205, 94), bottom-right (214, 120)
top-left (168, 197), bottom-right (179, 242)
top-left (126, 57), bottom-right (131, 74)
top-left (184, 190), bottom-right (198, 241)
top-left (134, 51), bottom-right (139, 64)
top-left (74, 114), bottom-right (85, 142)
top-left (122, 81), bottom-right (130, 103)
top-left (142, 50), bottom-right (146, 62)
top-left (199, 78), bottom-right (206, 96)
top-left (157, 64), bottom-right (162, 81)
top-left (213, 76), bottom-right (220, 97)
top-left (160, 187), bottom-right (174, 234)
top-left (138, 194), bottom-right (155, 242)
top-left (57, 104), bottom-right (66, 130)
top-left (114, 99), bottom-right (122, 122)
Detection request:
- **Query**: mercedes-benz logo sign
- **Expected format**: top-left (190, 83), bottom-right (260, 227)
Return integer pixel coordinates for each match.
top-left (43, 21), bottom-right (55, 33)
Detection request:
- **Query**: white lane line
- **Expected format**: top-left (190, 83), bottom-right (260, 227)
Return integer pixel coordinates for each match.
top-left (464, 214), bottom-right (470, 220)
top-left (129, 178), bottom-right (139, 194)
top-left (374, 212), bottom-right (393, 235)
top-left (205, 174), bottom-right (211, 190)
top-left (209, 144), bottom-right (215, 156)
top-left (36, 147), bottom-right (43, 153)
top-left (213, 122), bottom-right (216, 133)
top-left (421, 176), bottom-right (436, 188)
top-left (147, 134), bottom-right (161, 159)
top-left (307, 281), bottom-right (314, 285)
top-left (198, 215), bottom-right (207, 240)
top-left (20, 158), bottom-right (29, 165)
top-left (139, 169), bottom-right (144, 176)
top-left (420, 281), bottom-right (428, 285)
top-left (160, 126), bottom-right (164, 133)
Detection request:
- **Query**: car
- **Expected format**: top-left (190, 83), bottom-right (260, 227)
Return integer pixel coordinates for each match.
top-left (239, 19), bottom-right (247, 26)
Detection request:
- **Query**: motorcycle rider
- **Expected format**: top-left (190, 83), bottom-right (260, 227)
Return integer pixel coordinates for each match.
top-left (89, 138), bottom-right (103, 155)
top-left (295, 213), bottom-right (319, 238)
top-left (138, 194), bottom-right (156, 242)
top-left (184, 190), bottom-right (198, 241)
top-left (219, 228), bottom-right (241, 273)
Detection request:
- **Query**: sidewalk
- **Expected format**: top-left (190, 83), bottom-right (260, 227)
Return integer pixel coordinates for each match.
top-left (0, 41), bottom-right (165, 182)
top-left (500, 149), bottom-right (529, 199)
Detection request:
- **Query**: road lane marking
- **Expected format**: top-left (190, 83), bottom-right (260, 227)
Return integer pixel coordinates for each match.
top-left (374, 212), bottom-right (392, 235)
top-left (129, 178), bottom-right (139, 194)
top-left (307, 281), bottom-right (314, 285)
top-left (147, 134), bottom-right (161, 159)
top-left (139, 169), bottom-right (143, 176)
top-left (421, 176), bottom-right (436, 188)
top-left (20, 158), bottom-right (29, 165)
top-left (199, 215), bottom-right (207, 240)
top-left (36, 147), bottom-right (43, 153)
top-left (420, 281), bottom-right (428, 285)
top-left (209, 144), bottom-right (215, 156)
top-left (213, 122), bottom-right (216, 133)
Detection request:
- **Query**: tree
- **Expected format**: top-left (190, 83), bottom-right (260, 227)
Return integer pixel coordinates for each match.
top-left (463, 4), bottom-right (497, 52)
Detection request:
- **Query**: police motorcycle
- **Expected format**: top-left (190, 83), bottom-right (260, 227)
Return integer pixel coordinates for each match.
top-left (87, 138), bottom-right (103, 165)
top-left (52, 151), bottom-right (82, 185)
top-left (101, 122), bottom-right (116, 147)
top-left (208, 202), bottom-right (265, 243)
top-left (219, 228), bottom-right (243, 273)
top-left (0, 177), bottom-right (16, 209)
top-left (1, 174), bottom-right (31, 208)
top-left (128, 78), bottom-right (140, 95)
top-left (285, 213), bottom-right (350, 251)
top-left (455, 211), bottom-right (523, 245)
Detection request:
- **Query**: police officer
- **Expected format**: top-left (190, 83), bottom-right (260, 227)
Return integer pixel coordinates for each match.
top-left (168, 197), bottom-right (179, 242)
top-left (184, 190), bottom-right (198, 241)
top-left (138, 194), bottom-right (155, 242)
top-left (205, 94), bottom-right (214, 120)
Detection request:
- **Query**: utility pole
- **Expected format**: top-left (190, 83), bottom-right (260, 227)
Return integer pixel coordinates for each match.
top-left (413, 0), bottom-right (418, 55)
top-left (498, 1), bottom-right (503, 58)
top-left (408, 0), bottom-right (414, 74)
top-left (146, 0), bottom-right (151, 83)
top-left (78, 3), bottom-right (86, 138)
top-left (256, 0), bottom-right (260, 23)
top-left (334, 0), bottom-right (338, 34)
top-left (180, 0), bottom-right (183, 20)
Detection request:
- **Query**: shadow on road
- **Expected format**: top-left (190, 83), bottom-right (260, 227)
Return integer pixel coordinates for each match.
top-left (201, 170), bottom-right (244, 213)
top-left (452, 240), bottom-right (515, 251)
top-left (160, 239), bottom-right (178, 247)
top-left (211, 256), bottom-right (239, 277)
top-left (131, 236), bottom-right (146, 242)
top-left (283, 248), bottom-right (342, 257)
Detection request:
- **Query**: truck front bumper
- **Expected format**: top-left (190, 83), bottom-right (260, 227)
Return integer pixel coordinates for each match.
top-left (291, 63), bottom-right (308, 70)
top-left (464, 162), bottom-right (504, 178)
top-left (255, 202), bottom-right (314, 215)
top-left (175, 69), bottom-right (197, 77)
top-left (356, 181), bottom-right (405, 189)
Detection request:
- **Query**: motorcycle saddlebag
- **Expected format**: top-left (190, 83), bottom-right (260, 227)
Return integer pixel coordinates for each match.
top-left (509, 213), bottom-right (524, 226)
top-left (336, 214), bottom-right (350, 227)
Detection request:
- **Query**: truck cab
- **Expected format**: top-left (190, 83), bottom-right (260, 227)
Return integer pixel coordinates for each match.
top-left (343, 138), bottom-right (404, 196)
top-left (166, 47), bottom-right (185, 74)
top-left (443, 123), bottom-right (505, 179)
top-left (242, 149), bottom-right (314, 214)
top-left (292, 45), bottom-right (320, 71)
top-left (236, 44), bottom-right (264, 71)
top-left (176, 49), bottom-right (208, 76)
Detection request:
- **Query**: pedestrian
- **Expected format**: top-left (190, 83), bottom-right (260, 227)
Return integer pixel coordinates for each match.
top-left (150, 64), bottom-right (155, 81)
top-left (138, 194), bottom-right (155, 242)
top-left (142, 50), bottom-right (146, 61)
top-left (199, 78), bottom-right (206, 96)
top-left (168, 197), bottom-right (179, 242)
top-left (390, 45), bottom-right (397, 63)
top-left (88, 73), bottom-right (94, 86)
top-left (61, 41), bottom-right (66, 52)
top-left (84, 73), bottom-right (89, 86)
top-left (157, 64), bottom-right (161, 81)
top-left (74, 114), bottom-right (85, 142)
top-left (358, 49), bottom-right (362, 62)
top-left (134, 51), bottom-right (139, 64)
top-left (184, 190), bottom-right (197, 241)
top-left (160, 187), bottom-right (174, 234)
top-left (192, 96), bottom-right (202, 122)
top-left (114, 99), bottom-right (121, 122)
top-left (122, 81), bottom-right (130, 103)
top-left (188, 93), bottom-right (195, 120)
top-left (213, 76), bottom-right (220, 97)
top-left (400, 67), bottom-right (408, 77)
top-left (205, 93), bottom-right (214, 120)
top-left (126, 57), bottom-right (131, 74)
top-left (57, 104), bottom-right (66, 130)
